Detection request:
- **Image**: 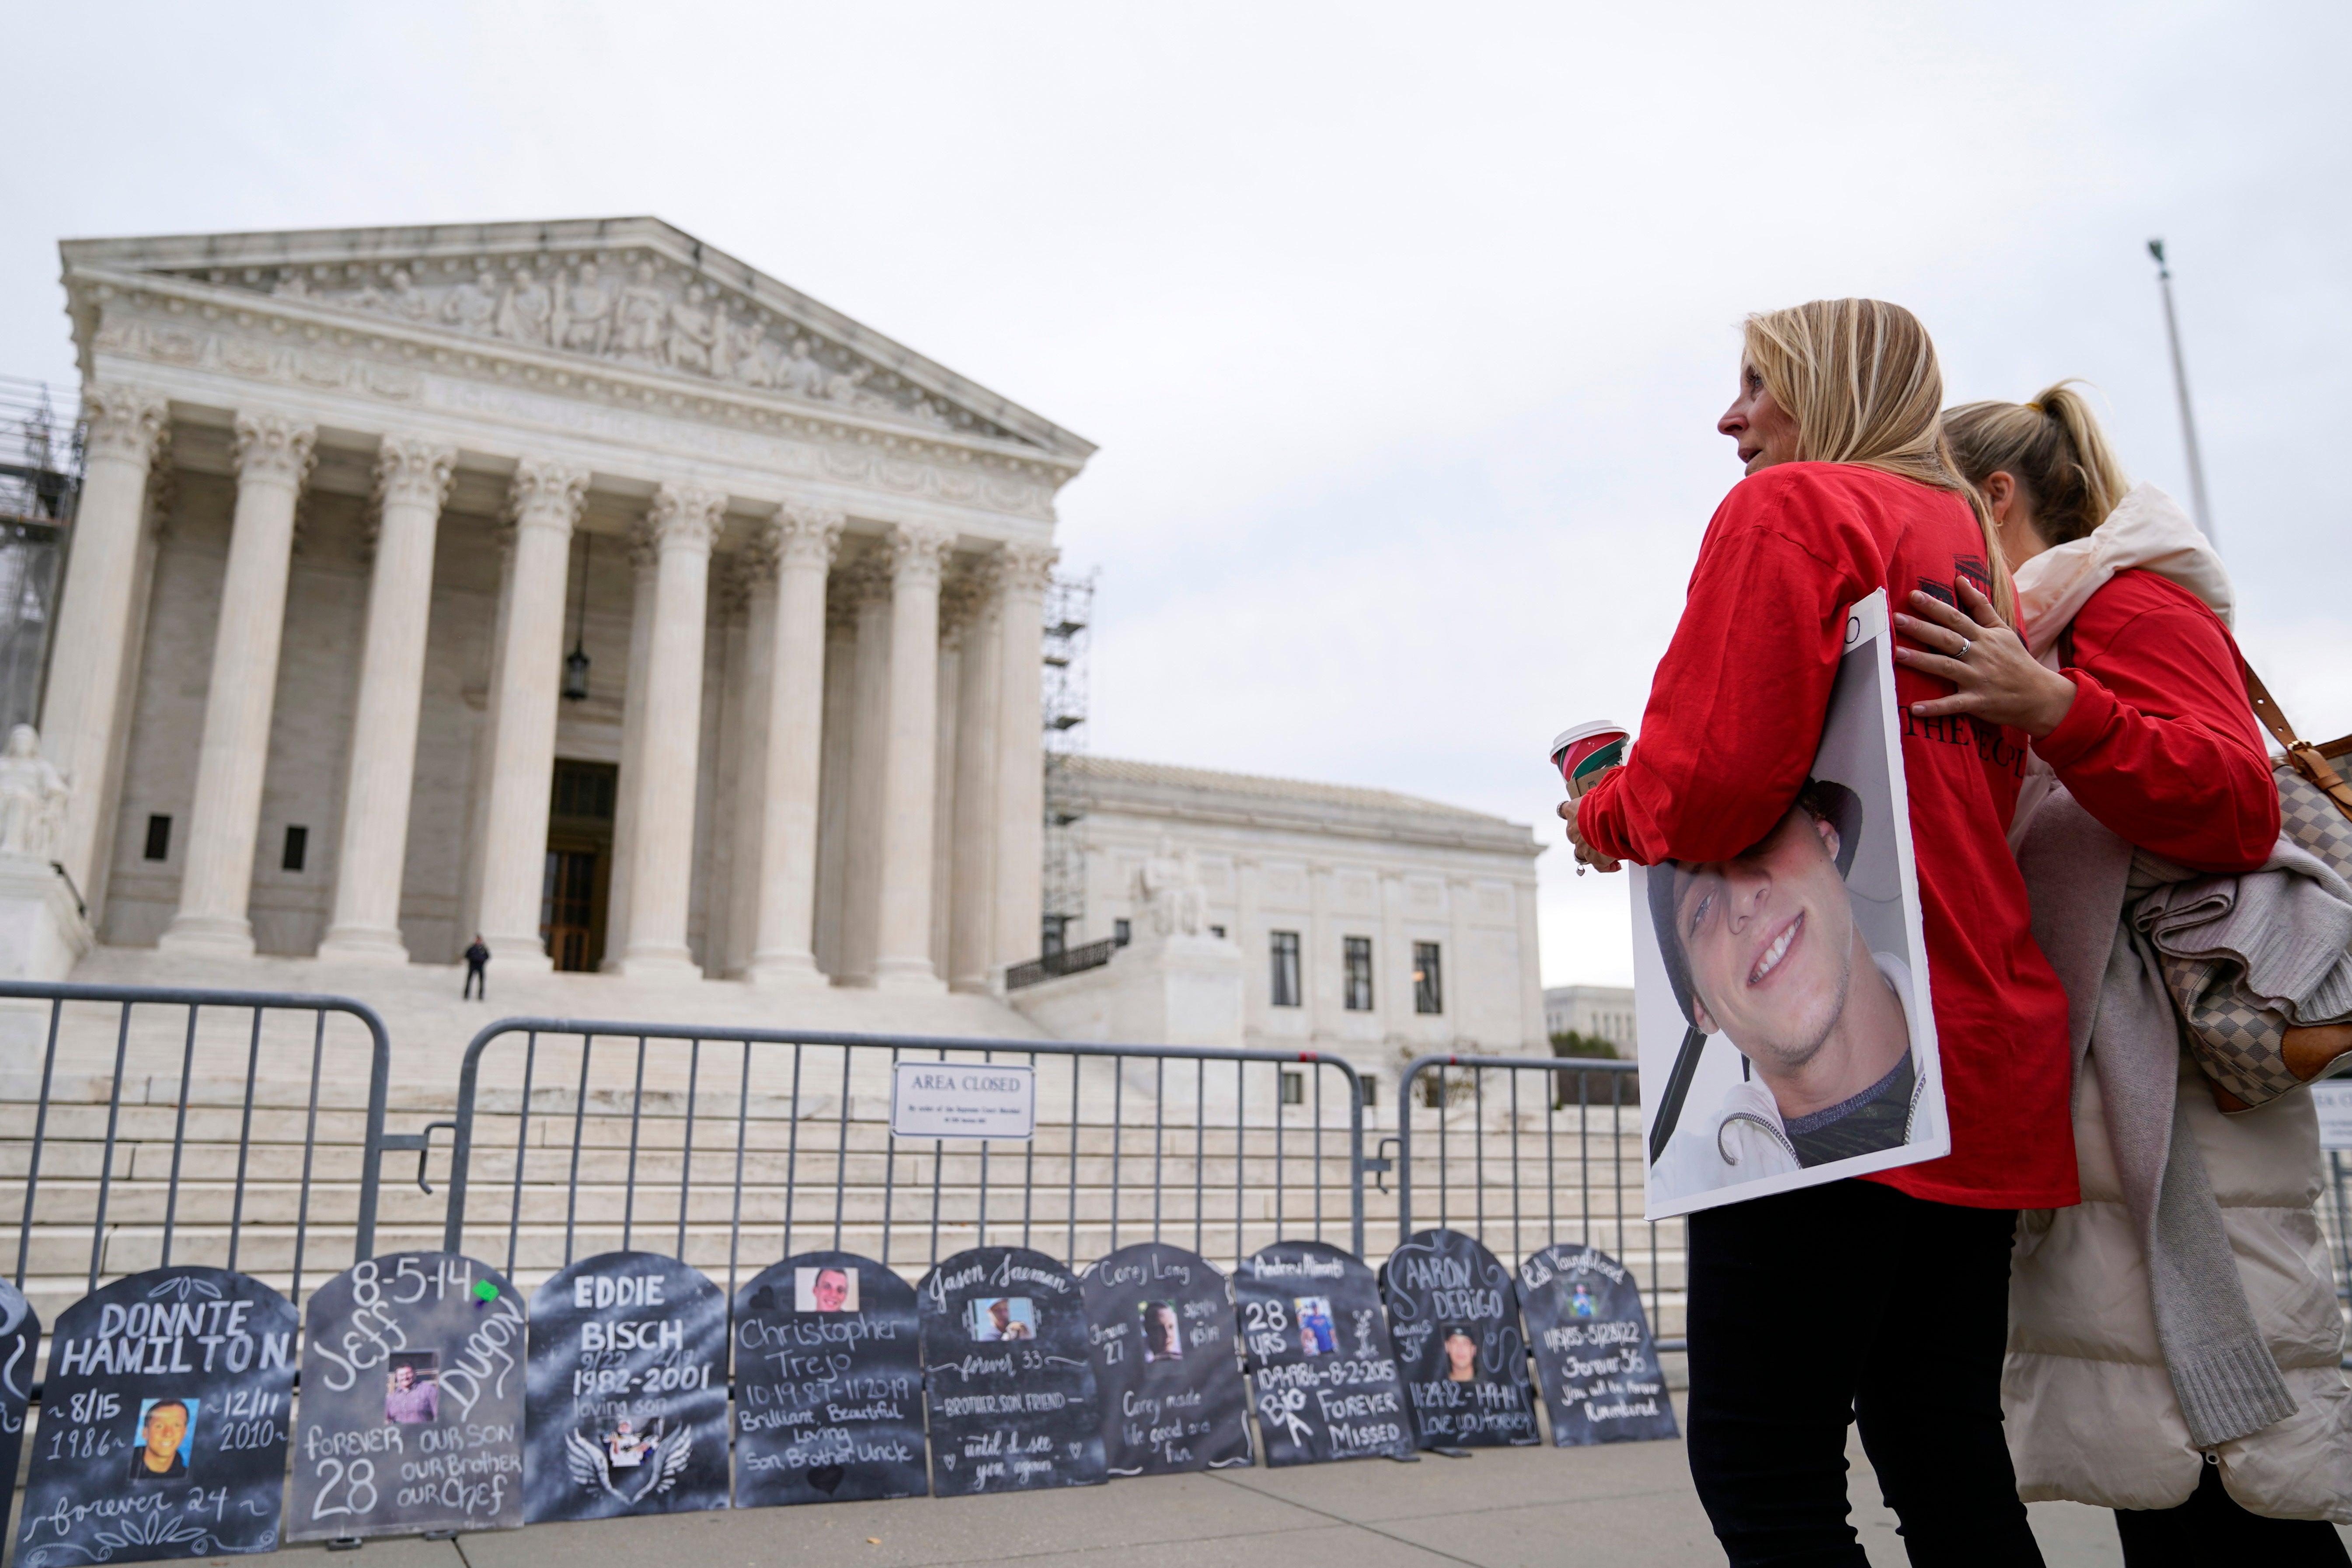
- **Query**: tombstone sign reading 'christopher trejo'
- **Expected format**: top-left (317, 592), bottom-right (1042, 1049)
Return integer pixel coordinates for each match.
top-left (1381, 1229), bottom-right (1538, 1448)
top-left (919, 1246), bottom-right (1106, 1496)
top-left (17, 1266), bottom-right (296, 1567)
top-left (734, 1252), bottom-right (928, 1506)
top-left (290, 1252), bottom-right (527, 1540)
top-left (1519, 1244), bottom-right (1677, 1446)
top-left (525, 1251), bottom-right (731, 1523)
top-left (0, 1279), bottom-right (39, 1548)
top-left (1236, 1240), bottom-right (1415, 1466)
top-left (1080, 1243), bottom-right (1252, 1477)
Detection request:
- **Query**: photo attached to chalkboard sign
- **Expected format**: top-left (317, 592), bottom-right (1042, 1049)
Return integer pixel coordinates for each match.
top-left (733, 1252), bottom-right (927, 1508)
top-left (289, 1252), bottom-right (526, 1540)
top-left (524, 1251), bottom-right (731, 1523)
top-left (0, 1278), bottom-right (37, 1548)
top-left (919, 1247), bottom-right (1106, 1496)
top-left (1236, 1241), bottom-right (1414, 1467)
top-left (1079, 1243), bottom-right (1252, 1477)
top-left (17, 1266), bottom-right (296, 1566)
top-left (1518, 1243), bottom-right (1677, 1446)
top-left (1381, 1229), bottom-right (1538, 1448)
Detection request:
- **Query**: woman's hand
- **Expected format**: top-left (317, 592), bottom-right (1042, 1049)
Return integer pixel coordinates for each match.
top-left (1557, 772), bottom-right (1623, 874)
top-left (1894, 580), bottom-right (2077, 739)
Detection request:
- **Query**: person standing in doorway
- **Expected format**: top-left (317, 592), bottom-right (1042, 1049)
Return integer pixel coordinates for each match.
top-left (463, 934), bottom-right (488, 1000)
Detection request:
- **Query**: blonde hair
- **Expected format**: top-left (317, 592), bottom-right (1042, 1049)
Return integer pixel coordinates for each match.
top-left (1942, 382), bottom-right (2130, 549)
top-left (1742, 299), bottom-right (2013, 620)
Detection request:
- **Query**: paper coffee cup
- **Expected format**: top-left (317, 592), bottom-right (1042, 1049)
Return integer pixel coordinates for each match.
top-left (1550, 720), bottom-right (1629, 796)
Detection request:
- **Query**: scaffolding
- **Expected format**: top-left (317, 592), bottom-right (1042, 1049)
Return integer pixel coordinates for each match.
top-left (0, 375), bottom-right (80, 734)
top-left (1039, 569), bottom-right (1095, 954)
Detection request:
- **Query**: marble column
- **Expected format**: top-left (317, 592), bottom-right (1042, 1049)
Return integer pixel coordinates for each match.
top-left (599, 523), bottom-right (660, 968)
top-left (990, 542), bottom-right (1056, 969)
top-left (471, 458), bottom-right (588, 968)
top-left (811, 590), bottom-right (857, 978)
top-left (929, 573), bottom-right (977, 978)
top-left (871, 524), bottom-right (951, 993)
top-left (721, 545), bottom-right (776, 978)
top-left (317, 436), bottom-right (456, 963)
top-left (946, 560), bottom-right (1003, 992)
top-left (836, 556), bottom-right (892, 986)
top-left (44, 383), bottom-right (168, 904)
top-left (159, 413), bottom-right (316, 957)
top-left (748, 504), bottom-right (843, 985)
top-left (606, 481), bottom-right (724, 977)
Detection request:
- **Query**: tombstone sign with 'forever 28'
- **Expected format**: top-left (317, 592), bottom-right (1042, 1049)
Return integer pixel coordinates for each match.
top-left (919, 1247), bottom-right (1106, 1496)
top-left (1381, 1229), bottom-right (1538, 1448)
top-left (733, 1252), bottom-right (927, 1506)
top-left (1236, 1240), bottom-right (1414, 1466)
top-left (1079, 1243), bottom-right (1252, 1477)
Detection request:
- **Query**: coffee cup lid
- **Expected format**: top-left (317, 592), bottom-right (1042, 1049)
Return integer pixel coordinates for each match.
top-left (1549, 720), bottom-right (1628, 758)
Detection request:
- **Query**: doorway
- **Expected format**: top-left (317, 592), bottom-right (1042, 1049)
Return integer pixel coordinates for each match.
top-left (541, 759), bottom-right (616, 971)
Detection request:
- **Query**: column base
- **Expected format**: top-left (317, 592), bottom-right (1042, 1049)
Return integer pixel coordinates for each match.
top-left (481, 932), bottom-right (554, 973)
top-left (604, 946), bottom-right (705, 982)
top-left (157, 913), bottom-right (256, 960)
top-left (315, 924), bottom-right (411, 965)
top-left (871, 958), bottom-right (948, 996)
top-left (747, 952), bottom-right (829, 989)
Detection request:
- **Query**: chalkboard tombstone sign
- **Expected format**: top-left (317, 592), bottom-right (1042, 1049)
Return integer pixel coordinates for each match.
top-left (918, 1246), bottom-right (1107, 1496)
top-left (289, 1251), bottom-right (526, 1541)
top-left (1235, 1240), bottom-right (1414, 1466)
top-left (1078, 1243), bottom-right (1252, 1477)
top-left (1518, 1243), bottom-right (1678, 1446)
top-left (732, 1251), bottom-right (927, 1506)
top-left (17, 1265), bottom-right (295, 1567)
top-left (1380, 1228), bottom-right (1539, 1448)
top-left (524, 1251), bottom-right (730, 1522)
top-left (0, 1278), bottom-right (38, 1547)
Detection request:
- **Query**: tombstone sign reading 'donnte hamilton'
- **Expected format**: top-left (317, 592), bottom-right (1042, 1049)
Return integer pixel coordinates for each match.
top-left (16, 1266), bottom-right (296, 1567)
top-left (289, 1252), bottom-right (527, 1540)
top-left (0, 1279), bottom-right (39, 1548)
top-left (1079, 1243), bottom-right (1252, 1477)
top-left (919, 1246), bottom-right (1107, 1496)
top-left (1381, 1229), bottom-right (1539, 1448)
top-left (1236, 1240), bottom-right (1415, 1466)
top-left (1518, 1243), bottom-right (1678, 1446)
top-left (733, 1251), bottom-right (927, 1506)
top-left (524, 1251), bottom-right (731, 1522)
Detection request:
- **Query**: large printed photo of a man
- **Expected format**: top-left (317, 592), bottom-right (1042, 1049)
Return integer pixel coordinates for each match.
top-left (1632, 590), bottom-right (1948, 1217)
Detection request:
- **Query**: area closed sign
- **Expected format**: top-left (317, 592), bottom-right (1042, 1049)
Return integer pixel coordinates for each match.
top-left (891, 1060), bottom-right (1037, 1140)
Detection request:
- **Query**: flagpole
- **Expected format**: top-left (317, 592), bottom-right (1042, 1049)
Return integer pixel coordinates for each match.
top-left (2147, 238), bottom-right (2215, 548)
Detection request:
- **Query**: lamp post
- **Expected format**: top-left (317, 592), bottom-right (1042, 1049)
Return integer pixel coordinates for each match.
top-left (562, 532), bottom-right (592, 701)
top-left (2148, 239), bottom-right (2215, 548)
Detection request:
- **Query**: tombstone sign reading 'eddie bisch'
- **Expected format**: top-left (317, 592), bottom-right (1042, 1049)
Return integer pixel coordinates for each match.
top-left (1381, 1229), bottom-right (1538, 1448)
top-left (524, 1251), bottom-right (731, 1522)
top-left (733, 1252), bottom-right (927, 1506)
top-left (289, 1252), bottom-right (527, 1540)
top-left (919, 1246), bottom-right (1107, 1496)
top-left (1236, 1240), bottom-right (1415, 1466)
top-left (1079, 1243), bottom-right (1252, 1477)
top-left (1518, 1243), bottom-right (1677, 1446)
top-left (0, 1279), bottom-right (40, 1548)
top-left (16, 1266), bottom-right (296, 1567)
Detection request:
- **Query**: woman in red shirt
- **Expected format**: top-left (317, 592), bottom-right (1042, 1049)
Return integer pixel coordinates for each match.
top-left (1567, 300), bottom-right (2072, 1565)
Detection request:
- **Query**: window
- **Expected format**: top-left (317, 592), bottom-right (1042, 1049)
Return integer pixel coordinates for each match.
top-left (1361, 1077), bottom-right (1378, 1108)
top-left (1042, 915), bottom-right (1070, 956)
top-left (1342, 937), bottom-right (1373, 1011)
top-left (143, 815), bottom-right (171, 862)
top-left (1280, 1070), bottom-right (1303, 1105)
top-left (1269, 931), bottom-right (1301, 1007)
top-left (1113, 918), bottom-right (1131, 947)
top-left (281, 825), bottom-right (309, 872)
top-left (1413, 942), bottom-right (1443, 1015)
top-left (1209, 924), bottom-right (1226, 939)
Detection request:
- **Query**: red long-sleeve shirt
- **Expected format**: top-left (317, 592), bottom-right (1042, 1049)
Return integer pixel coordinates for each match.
top-left (2035, 570), bottom-right (2278, 873)
top-left (1578, 463), bottom-right (2077, 1210)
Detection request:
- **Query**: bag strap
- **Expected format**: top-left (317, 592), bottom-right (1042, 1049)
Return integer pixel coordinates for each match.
top-left (2244, 659), bottom-right (2352, 818)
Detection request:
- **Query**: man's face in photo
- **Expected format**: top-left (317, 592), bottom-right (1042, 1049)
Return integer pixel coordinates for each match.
top-left (143, 1403), bottom-right (187, 1467)
top-left (813, 1269), bottom-right (850, 1312)
top-left (989, 1300), bottom-right (1011, 1331)
top-left (1675, 805), bottom-right (1855, 1075)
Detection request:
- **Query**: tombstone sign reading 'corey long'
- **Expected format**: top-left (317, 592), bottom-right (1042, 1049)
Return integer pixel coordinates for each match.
top-left (1079, 1243), bottom-right (1252, 1477)
top-left (919, 1246), bottom-right (1106, 1496)
top-left (733, 1252), bottom-right (927, 1506)
top-left (1381, 1229), bottom-right (1538, 1448)
top-left (525, 1251), bottom-right (731, 1523)
top-left (0, 1279), bottom-right (40, 1548)
top-left (1236, 1240), bottom-right (1415, 1467)
top-left (290, 1252), bottom-right (527, 1540)
top-left (17, 1266), bottom-right (296, 1567)
top-left (1519, 1243), bottom-right (1677, 1446)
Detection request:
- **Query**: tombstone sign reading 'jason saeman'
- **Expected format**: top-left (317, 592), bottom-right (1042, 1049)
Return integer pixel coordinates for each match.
top-left (919, 1247), bottom-right (1106, 1496)
top-left (1519, 1244), bottom-right (1677, 1446)
top-left (17, 1266), bottom-right (296, 1567)
top-left (1079, 1243), bottom-right (1252, 1477)
top-left (733, 1252), bottom-right (927, 1506)
top-left (524, 1252), bottom-right (731, 1522)
top-left (1381, 1229), bottom-right (1538, 1448)
top-left (1236, 1240), bottom-right (1415, 1466)
top-left (290, 1252), bottom-right (527, 1540)
top-left (0, 1279), bottom-right (39, 1548)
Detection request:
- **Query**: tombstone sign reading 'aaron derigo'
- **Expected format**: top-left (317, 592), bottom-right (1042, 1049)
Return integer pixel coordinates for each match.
top-left (525, 1251), bottom-right (731, 1522)
top-left (17, 1266), bottom-right (296, 1567)
top-left (1519, 1243), bottom-right (1677, 1446)
top-left (290, 1252), bottom-right (526, 1540)
top-left (1381, 1229), bottom-right (1538, 1448)
top-left (1080, 1243), bottom-right (1252, 1477)
top-left (919, 1246), bottom-right (1107, 1496)
top-left (0, 1278), bottom-right (40, 1548)
top-left (1236, 1240), bottom-right (1414, 1466)
top-left (733, 1252), bottom-right (927, 1506)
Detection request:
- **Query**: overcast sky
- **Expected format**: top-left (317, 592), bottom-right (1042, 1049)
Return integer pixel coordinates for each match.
top-left (7, 1), bottom-right (2345, 986)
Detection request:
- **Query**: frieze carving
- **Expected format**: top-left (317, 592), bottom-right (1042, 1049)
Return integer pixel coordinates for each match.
top-left (80, 383), bottom-right (171, 466)
top-left (508, 457), bottom-right (590, 530)
top-left (647, 481), bottom-right (726, 552)
top-left (230, 412), bottom-right (317, 488)
top-left (374, 434), bottom-right (459, 512)
top-left (885, 523), bottom-right (952, 587)
top-left (771, 501), bottom-right (845, 571)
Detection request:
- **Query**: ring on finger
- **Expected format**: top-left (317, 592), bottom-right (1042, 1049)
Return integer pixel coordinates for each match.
top-left (1957, 636), bottom-right (1972, 658)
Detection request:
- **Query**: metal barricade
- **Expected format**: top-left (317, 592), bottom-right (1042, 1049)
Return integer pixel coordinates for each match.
top-left (437, 1019), bottom-right (1368, 1302)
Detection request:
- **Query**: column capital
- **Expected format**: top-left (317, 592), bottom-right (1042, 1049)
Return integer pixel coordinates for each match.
top-left (938, 567), bottom-right (989, 644)
top-left (885, 523), bottom-right (953, 587)
top-left (506, 456), bottom-right (589, 532)
top-left (230, 412), bottom-right (317, 489)
top-left (713, 552), bottom-right (757, 620)
top-left (81, 383), bottom-right (171, 467)
top-left (840, 551), bottom-right (894, 608)
top-left (772, 500), bottom-right (846, 571)
top-left (373, 434), bottom-right (457, 512)
top-left (647, 481), bottom-right (726, 554)
top-left (995, 539), bottom-right (1058, 596)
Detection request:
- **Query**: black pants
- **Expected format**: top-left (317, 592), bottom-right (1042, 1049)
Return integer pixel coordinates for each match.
top-left (1685, 1179), bottom-right (2041, 1567)
top-left (463, 963), bottom-right (485, 1000)
top-left (2114, 1460), bottom-right (2350, 1566)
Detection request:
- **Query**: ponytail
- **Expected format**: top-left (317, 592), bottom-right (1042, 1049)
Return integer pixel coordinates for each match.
top-left (1943, 380), bottom-right (2131, 549)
